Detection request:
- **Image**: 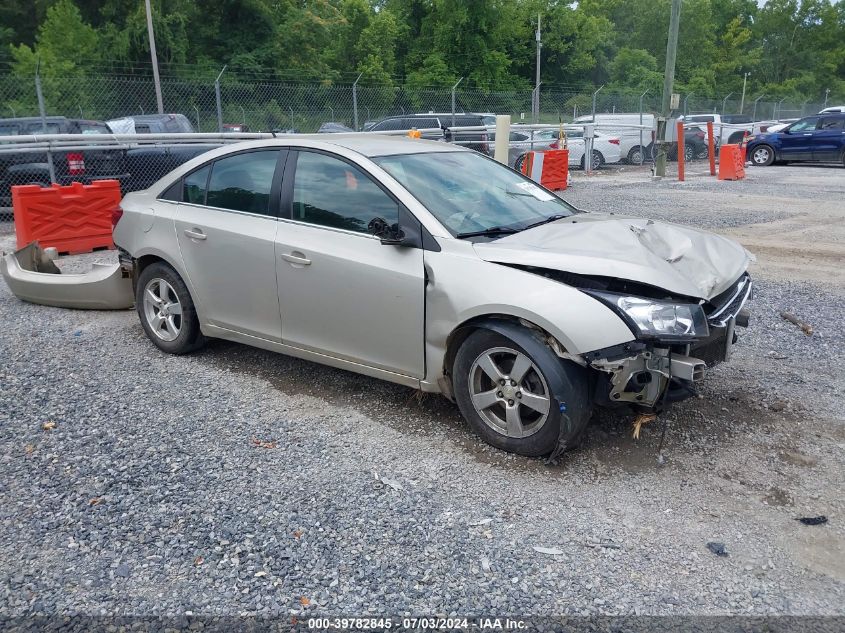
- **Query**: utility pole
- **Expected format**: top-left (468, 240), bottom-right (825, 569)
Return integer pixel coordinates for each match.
top-left (534, 14), bottom-right (541, 123)
top-left (145, 0), bottom-right (164, 114)
top-left (739, 71), bottom-right (750, 114)
top-left (655, 0), bottom-right (682, 178)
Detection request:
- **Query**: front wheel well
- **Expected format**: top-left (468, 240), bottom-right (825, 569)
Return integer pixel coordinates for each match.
top-left (443, 315), bottom-right (568, 380)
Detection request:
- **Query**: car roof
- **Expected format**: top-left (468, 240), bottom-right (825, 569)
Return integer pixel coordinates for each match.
top-left (204, 134), bottom-right (467, 159)
top-left (302, 134), bottom-right (465, 157)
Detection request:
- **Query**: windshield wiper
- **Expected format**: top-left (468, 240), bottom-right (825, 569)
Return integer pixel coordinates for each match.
top-left (521, 214), bottom-right (569, 231)
top-left (455, 226), bottom-right (520, 239)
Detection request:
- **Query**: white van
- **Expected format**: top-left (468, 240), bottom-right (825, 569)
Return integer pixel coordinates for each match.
top-left (573, 113), bottom-right (655, 163)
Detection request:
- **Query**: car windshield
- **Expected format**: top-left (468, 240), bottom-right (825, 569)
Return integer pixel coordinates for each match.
top-left (373, 151), bottom-right (576, 238)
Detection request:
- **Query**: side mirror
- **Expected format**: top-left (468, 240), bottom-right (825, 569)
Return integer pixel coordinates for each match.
top-left (368, 217), bottom-right (408, 245)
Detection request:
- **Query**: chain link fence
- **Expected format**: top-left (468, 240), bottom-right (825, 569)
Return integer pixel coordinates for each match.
top-left (0, 70), bottom-right (835, 222)
top-left (0, 72), bottom-right (831, 132)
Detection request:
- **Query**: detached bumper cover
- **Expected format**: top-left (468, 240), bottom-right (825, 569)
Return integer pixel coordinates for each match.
top-left (0, 242), bottom-right (133, 310)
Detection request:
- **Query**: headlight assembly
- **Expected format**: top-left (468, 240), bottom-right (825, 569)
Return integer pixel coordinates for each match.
top-left (588, 292), bottom-right (709, 340)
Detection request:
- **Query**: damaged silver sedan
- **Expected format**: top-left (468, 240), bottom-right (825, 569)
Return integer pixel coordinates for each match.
top-left (112, 136), bottom-right (752, 456)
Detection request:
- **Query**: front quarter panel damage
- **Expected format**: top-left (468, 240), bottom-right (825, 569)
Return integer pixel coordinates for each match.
top-left (421, 246), bottom-right (636, 391)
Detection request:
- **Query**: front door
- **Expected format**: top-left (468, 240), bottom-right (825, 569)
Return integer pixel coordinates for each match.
top-left (812, 116), bottom-right (845, 161)
top-left (174, 149), bottom-right (285, 341)
top-left (275, 150), bottom-right (425, 378)
top-left (779, 116), bottom-right (819, 160)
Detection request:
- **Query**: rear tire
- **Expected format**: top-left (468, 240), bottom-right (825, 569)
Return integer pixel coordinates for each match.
top-left (627, 146), bottom-right (646, 164)
top-left (453, 329), bottom-right (591, 457)
top-left (136, 262), bottom-right (205, 355)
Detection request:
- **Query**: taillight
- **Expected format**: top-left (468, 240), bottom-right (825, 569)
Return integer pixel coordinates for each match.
top-left (67, 152), bottom-right (85, 175)
top-left (111, 205), bottom-right (124, 229)
top-left (550, 140), bottom-right (559, 149)
top-left (608, 138), bottom-right (620, 145)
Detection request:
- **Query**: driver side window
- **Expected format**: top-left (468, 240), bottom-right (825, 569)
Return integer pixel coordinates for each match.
top-left (790, 117), bottom-right (819, 132)
top-left (291, 151), bottom-right (399, 234)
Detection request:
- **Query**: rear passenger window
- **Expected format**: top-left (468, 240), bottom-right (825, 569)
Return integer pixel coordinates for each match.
top-left (819, 118), bottom-right (844, 130)
top-left (183, 165), bottom-right (210, 205)
top-left (206, 150), bottom-right (279, 214)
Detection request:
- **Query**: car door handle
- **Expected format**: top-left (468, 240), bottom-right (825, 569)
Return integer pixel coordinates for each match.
top-left (803, 133), bottom-right (813, 136)
top-left (183, 228), bottom-right (207, 241)
top-left (281, 252), bottom-right (311, 266)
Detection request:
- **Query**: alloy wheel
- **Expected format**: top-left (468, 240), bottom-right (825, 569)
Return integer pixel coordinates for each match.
top-left (468, 346), bottom-right (551, 439)
top-left (753, 147), bottom-right (771, 165)
top-left (143, 278), bottom-right (183, 342)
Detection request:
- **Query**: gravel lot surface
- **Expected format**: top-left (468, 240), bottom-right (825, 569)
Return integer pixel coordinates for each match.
top-left (1, 164), bottom-right (843, 620)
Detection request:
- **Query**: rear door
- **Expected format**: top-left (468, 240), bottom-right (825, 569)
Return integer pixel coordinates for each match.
top-left (811, 116), bottom-right (845, 161)
top-left (779, 116), bottom-right (819, 160)
top-left (174, 149), bottom-right (286, 341)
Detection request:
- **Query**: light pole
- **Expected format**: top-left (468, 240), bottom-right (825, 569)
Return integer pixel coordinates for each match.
top-left (739, 72), bottom-right (750, 113)
top-left (824, 88), bottom-right (830, 108)
top-left (144, 0), bottom-right (164, 114)
top-left (721, 92), bottom-right (734, 115)
top-left (752, 94), bottom-right (766, 123)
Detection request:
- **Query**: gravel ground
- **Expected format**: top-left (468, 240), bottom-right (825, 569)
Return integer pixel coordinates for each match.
top-left (1, 164), bottom-right (843, 621)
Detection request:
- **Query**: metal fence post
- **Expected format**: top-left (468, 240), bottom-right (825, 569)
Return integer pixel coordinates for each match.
top-left (451, 77), bottom-right (464, 126)
top-left (214, 65), bottom-right (227, 133)
top-left (34, 62), bottom-right (56, 184)
top-left (591, 85), bottom-right (604, 121)
top-left (289, 107), bottom-right (294, 131)
top-left (639, 89), bottom-right (650, 165)
top-left (721, 92), bottom-right (733, 115)
top-left (352, 72), bottom-right (362, 131)
top-left (752, 94), bottom-right (765, 123)
top-left (193, 105), bottom-right (200, 132)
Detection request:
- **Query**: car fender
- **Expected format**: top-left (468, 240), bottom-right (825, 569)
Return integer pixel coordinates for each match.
top-left (422, 247), bottom-right (635, 389)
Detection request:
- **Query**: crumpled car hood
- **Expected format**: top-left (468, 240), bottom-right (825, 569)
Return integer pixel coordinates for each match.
top-left (473, 214), bottom-right (752, 300)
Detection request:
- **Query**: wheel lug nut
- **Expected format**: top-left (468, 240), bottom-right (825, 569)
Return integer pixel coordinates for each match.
top-left (510, 380), bottom-right (516, 386)
top-left (508, 399), bottom-right (515, 406)
top-left (499, 379), bottom-right (506, 386)
top-left (516, 392), bottom-right (522, 399)
top-left (496, 391), bottom-right (503, 398)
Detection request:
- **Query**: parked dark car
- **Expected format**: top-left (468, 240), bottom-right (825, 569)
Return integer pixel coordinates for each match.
top-left (317, 122), bottom-right (354, 133)
top-left (0, 116), bottom-right (219, 209)
top-left (365, 113), bottom-right (494, 153)
top-left (107, 114), bottom-right (195, 134)
top-left (0, 116), bottom-right (128, 206)
top-left (746, 113), bottom-right (845, 166)
top-left (643, 126), bottom-right (709, 162)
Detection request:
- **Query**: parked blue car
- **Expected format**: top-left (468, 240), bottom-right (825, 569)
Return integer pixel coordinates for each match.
top-left (746, 113), bottom-right (845, 167)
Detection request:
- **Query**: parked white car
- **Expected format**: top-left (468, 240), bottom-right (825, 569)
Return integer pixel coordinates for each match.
top-left (515, 129), bottom-right (622, 170)
top-left (107, 135), bottom-right (752, 457)
top-left (573, 113), bottom-right (655, 164)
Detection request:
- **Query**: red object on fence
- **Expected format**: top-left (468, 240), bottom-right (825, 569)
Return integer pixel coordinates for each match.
top-left (717, 145), bottom-right (746, 181)
top-left (676, 121), bottom-right (685, 182)
top-left (707, 121), bottom-right (716, 176)
top-left (520, 149), bottom-right (569, 191)
top-left (11, 180), bottom-right (121, 253)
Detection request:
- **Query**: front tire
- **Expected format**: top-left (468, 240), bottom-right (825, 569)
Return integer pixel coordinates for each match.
top-left (453, 329), bottom-right (590, 457)
top-left (750, 144), bottom-right (775, 166)
top-left (136, 262), bottom-right (205, 354)
top-left (580, 150), bottom-right (603, 170)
